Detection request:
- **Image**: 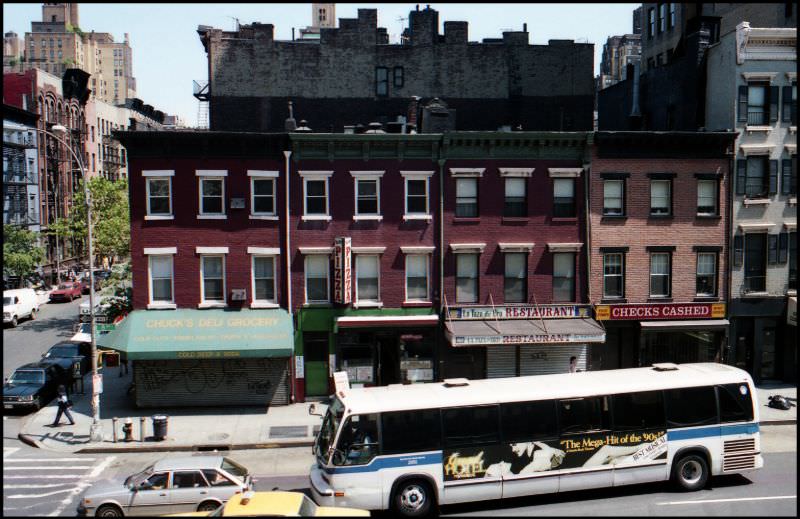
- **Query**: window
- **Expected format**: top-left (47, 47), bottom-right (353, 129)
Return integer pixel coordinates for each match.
top-left (612, 391), bottom-right (665, 430)
top-left (744, 233), bottom-right (767, 292)
top-left (375, 67), bottom-right (388, 96)
top-left (658, 3), bottom-right (667, 33)
top-left (648, 8), bottom-right (655, 38)
top-left (455, 178), bottom-right (478, 217)
top-left (405, 254), bottom-right (429, 302)
top-left (650, 179), bottom-right (671, 215)
top-left (456, 253), bottom-right (479, 303)
top-left (504, 177), bottom-right (527, 217)
top-left (336, 414), bottom-right (379, 466)
top-left (201, 470), bottom-right (235, 487)
top-left (789, 232), bottom-right (797, 290)
top-left (143, 473), bottom-right (169, 491)
top-left (603, 253), bottom-right (624, 298)
top-left (664, 386), bottom-right (718, 428)
top-left (501, 400), bottom-right (558, 442)
top-left (553, 178), bottom-right (575, 217)
top-left (717, 384), bottom-right (754, 423)
top-left (669, 3), bottom-right (676, 29)
top-left (393, 66), bottom-right (404, 88)
top-left (553, 253), bottom-right (575, 302)
top-left (252, 256), bottom-right (276, 303)
top-left (558, 396), bottom-right (611, 435)
top-left (649, 252), bottom-right (671, 297)
top-left (200, 255), bottom-right (225, 303)
top-left (782, 157), bottom-right (797, 196)
top-left (146, 177), bottom-right (171, 216)
top-left (739, 156), bottom-right (771, 198)
top-left (304, 179), bottom-right (329, 216)
top-left (696, 252), bottom-right (717, 297)
top-left (251, 178), bottom-right (275, 215)
top-left (199, 177), bottom-right (224, 215)
top-left (782, 82), bottom-right (797, 125)
top-left (305, 255), bottom-right (329, 303)
top-left (747, 83), bottom-right (768, 125)
top-left (148, 255), bottom-right (173, 303)
top-left (405, 177), bottom-right (429, 216)
top-left (173, 471), bottom-right (208, 488)
top-left (603, 179), bottom-right (624, 216)
top-left (443, 406), bottom-right (500, 447)
top-left (697, 179), bottom-right (718, 215)
top-left (355, 178), bottom-right (379, 215)
top-left (355, 255), bottom-right (379, 303)
top-left (381, 409), bottom-right (441, 454)
top-left (504, 253), bottom-right (527, 303)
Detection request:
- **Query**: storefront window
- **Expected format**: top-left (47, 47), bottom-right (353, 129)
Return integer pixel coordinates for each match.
top-left (642, 329), bottom-right (722, 365)
top-left (399, 334), bottom-right (434, 383)
top-left (338, 334), bottom-right (374, 385)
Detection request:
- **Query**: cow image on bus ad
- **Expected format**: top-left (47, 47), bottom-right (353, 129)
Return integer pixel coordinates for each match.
top-left (443, 430), bottom-right (667, 481)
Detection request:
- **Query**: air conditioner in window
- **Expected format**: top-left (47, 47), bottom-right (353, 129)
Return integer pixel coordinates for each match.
top-left (230, 289), bottom-right (247, 301)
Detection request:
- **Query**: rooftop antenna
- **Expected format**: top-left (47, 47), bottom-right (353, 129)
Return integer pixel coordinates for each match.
top-left (227, 16), bottom-right (240, 31)
top-left (397, 16), bottom-right (407, 44)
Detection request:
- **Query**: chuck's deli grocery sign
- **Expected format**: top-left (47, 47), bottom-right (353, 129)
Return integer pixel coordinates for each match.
top-left (595, 303), bottom-right (726, 321)
top-left (449, 305), bottom-right (592, 320)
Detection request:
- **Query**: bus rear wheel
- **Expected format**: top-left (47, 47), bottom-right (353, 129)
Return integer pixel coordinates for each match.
top-left (672, 453), bottom-right (709, 491)
top-left (393, 479), bottom-right (434, 517)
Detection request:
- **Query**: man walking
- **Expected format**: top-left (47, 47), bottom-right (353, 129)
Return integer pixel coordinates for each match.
top-left (52, 385), bottom-right (75, 426)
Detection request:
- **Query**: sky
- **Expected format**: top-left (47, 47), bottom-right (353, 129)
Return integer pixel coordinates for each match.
top-left (3, 3), bottom-right (639, 128)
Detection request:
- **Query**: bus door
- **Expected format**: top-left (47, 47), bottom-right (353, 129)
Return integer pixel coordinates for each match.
top-left (330, 414), bottom-right (383, 510)
top-left (441, 406), bottom-right (502, 505)
top-left (557, 397), bottom-right (615, 493)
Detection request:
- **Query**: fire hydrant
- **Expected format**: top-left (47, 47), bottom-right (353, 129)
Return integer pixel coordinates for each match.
top-left (122, 418), bottom-right (134, 442)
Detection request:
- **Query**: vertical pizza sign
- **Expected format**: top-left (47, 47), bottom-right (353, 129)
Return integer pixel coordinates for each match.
top-left (334, 237), bottom-right (352, 304)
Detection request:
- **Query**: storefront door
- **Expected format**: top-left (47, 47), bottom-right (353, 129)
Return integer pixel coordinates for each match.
top-left (304, 333), bottom-right (330, 397)
top-left (377, 334), bottom-right (400, 386)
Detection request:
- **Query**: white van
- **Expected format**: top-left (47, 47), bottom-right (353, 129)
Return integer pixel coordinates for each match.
top-left (3, 288), bottom-right (40, 327)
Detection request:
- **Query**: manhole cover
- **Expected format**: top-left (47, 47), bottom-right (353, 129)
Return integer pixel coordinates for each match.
top-left (208, 433), bottom-right (230, 441)
top-left (269, 426), bottom-right (308, 438)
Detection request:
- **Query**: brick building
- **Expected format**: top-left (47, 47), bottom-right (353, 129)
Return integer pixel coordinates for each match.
top-left (198, 5), bottom-right (594, 133)
top-left (589, 131), bottom-right (736, 370)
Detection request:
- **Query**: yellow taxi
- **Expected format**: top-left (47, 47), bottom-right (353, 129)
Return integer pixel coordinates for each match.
top-left (166, 491), bottom-right (369, 517)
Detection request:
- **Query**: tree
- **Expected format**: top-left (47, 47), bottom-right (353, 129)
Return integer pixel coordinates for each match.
top-left (3, 225), bottom-right (46, 287)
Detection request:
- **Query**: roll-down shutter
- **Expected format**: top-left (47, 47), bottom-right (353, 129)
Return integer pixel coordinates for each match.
top-left (486, 346), bottom-right (517, 378)
top-left (134, 358), bottom-right (290, 408)
top-left (519, 344), bottom-right (588, 376)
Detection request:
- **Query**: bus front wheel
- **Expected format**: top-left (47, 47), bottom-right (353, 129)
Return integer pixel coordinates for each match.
top-left (392, 479), bottom-right (434, 517)
top-left (672, 453), bottom-right (709, 491)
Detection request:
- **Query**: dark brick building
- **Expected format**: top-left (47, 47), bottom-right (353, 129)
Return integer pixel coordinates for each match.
top-left (198, 6), bottom-right (594, 133)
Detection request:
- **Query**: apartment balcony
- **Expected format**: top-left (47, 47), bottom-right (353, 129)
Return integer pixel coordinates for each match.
top-left (747, 110), bottom-right (768, 127)
top-left (3, 211), bottom-right (40, 227)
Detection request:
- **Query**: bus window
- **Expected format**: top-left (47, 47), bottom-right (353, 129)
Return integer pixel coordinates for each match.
top-left (381, 409), bottom-right (441, 455)
top-left (501, 400), bottom-right (558, 442)
top-left (717, 383), bottom-right (754, 423)
top-left (334, 414), bottom-right (379, 466)
top-left (558, 396), bottom-right (611, 435)
top-left (443, 405), bottom-right (499, 448)
top-left (611, 391), bottom-right (666, 431)
top-left (664, 386), bottom-right (718, 428)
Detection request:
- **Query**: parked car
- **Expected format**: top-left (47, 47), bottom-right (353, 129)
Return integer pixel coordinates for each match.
top-left (42, 341), bottom-right (92, 378)
top-left (3, 361), bottom-right (70, 411)
top-left (165, 491), bottom-right (370, 517)
top-left (77, 456), bottom-right (253, 517)
top-left (49, 282), bottom-right (82, 302)
top-left (3, 288), bottom-right (40, 327)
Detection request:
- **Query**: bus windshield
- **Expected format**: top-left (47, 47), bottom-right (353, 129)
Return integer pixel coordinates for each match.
top-left (314, 397), bottom-right (344, 463)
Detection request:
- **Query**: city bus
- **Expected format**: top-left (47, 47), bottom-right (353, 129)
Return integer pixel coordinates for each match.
top-left (309, 363), bottom-right (762, 516)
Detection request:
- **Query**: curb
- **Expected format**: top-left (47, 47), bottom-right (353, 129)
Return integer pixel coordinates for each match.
top-left (77, 440), bottom-right (314, 454)
top-left (17, 433), bottom-right (42, 449)
top-left (760, 420), bottom-right (796, 426)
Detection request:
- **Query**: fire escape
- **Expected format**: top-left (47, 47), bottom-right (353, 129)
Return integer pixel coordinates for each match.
top-left (2, 130), bottom-right (39, 227)
top-left (193, 80), bottom-right (210, 129)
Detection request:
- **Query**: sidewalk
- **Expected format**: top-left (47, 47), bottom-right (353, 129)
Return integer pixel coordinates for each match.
top-left (19, 365), bottom-right (795, 454)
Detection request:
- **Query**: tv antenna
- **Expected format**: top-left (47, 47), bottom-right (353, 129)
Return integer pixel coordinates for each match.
top-left (227, 16), bottom-right (240, 31)
top-left (397, 16), bottom-right (408, 43)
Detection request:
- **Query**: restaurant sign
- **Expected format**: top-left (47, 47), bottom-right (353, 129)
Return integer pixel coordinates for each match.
top-left (449, 332), bottom-right (606, 346)
top-left (595, 302), bottom-right (726, 321)
top-left (333, 237), bottom-right (352, 304)
top-left (448, 305), bottom-right (592, 320)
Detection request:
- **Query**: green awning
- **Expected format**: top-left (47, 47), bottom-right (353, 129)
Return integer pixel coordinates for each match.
top-left (97, 309), bottom-right (293, 360)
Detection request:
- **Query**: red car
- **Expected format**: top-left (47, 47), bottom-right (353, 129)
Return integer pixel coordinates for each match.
top-left (49, 282), bottom-right (82, 302)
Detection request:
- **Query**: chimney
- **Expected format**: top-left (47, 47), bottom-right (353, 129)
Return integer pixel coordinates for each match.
top-left (285, 100), bottom-right (297, 131)
top-left (407, 96), bottom-right (421, 127)
top-left (629, 61), bottom-right (642, 126)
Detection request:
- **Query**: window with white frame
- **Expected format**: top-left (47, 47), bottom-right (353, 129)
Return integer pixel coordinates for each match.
top-left (650, 179), bottom-right (671, 216)
top-left (146, 177), bottom-right (171, 216)
top-left (603, 179), bottom-right (624, 216)
top-left (405, 177), bottom-right (429, 216)
top-left (305, 255), bottom-right (329, 303)
top-left (504, 177), bottom-right (527, 217)
top-left (199, 177), bottom-right (224, 215)
top-left (504, 252), bottom-right (527, 303)
top-left (356, 178), bottom-right (379, 215)
top-left (356, 255), bottom-right (380, 303)
top-left (251, 178), bottom-right (276, 215)
top-left (405, 254), bottom-right (429, 301)
top-left (148, 255), bottom-right (173, 303)
top-left (455, 178), bottom-right (478, 217)
top-left (696, 252), bottom-right (717, 297)
top-left (456, 253), bottom-right (479, 303)
top-left (252, 256), bottom-right (276, 303)
top-left (603, 253), bottom-right (624, 298)
top-left (697, 179), bottom-right (718, 215)
top-left (553, 252), bottom-right (575, 302)
top-left (304, 179), bottom-right (329, 216)
top-left (553, 178), bottom-right (576, 217)
top-left (200, 255), bottom-right (225, 303)
top-left (649, 252), bottom-right (671, 297)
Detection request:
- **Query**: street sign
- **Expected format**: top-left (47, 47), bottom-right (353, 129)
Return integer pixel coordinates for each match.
top-left (96, 324), bottom-right (116, 332)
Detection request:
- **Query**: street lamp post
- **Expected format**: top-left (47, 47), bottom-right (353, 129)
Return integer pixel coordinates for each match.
top-left (38, 124), bottom-right (103, 442)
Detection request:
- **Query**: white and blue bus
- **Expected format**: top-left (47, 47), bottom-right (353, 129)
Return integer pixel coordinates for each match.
top-left (310, 363), bottom-right (762, 516)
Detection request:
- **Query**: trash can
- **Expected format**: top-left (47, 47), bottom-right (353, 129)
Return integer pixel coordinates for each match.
top-left (152, 414), bottom-right (168, 441)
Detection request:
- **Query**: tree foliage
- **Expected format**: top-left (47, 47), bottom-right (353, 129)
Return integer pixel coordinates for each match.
top-left (3, 225), bottom-right (46, 286)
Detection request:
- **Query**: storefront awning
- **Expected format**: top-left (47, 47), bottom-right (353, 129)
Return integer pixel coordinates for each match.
top-left (446, 318), bottom-right (606, 347)
top-left (335, 314), bottom-right (439, 329)
top-left (639, 319), bottom-right (730, 332)
top-left (96, 309), bottom-right (293, 360)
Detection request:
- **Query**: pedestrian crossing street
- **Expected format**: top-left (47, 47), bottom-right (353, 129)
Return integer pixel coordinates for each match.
top-left (3, 447), bottom-right (116, 517)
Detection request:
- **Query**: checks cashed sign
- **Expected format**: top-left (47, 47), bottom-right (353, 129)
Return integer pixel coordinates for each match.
top-left (595, 303), bottom-right (726, 321)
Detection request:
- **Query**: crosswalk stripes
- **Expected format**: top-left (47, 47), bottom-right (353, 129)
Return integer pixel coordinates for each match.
top-left (2, 452), bottom-right (116, 517)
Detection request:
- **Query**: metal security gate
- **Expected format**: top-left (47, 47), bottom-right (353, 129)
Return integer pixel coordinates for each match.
top-left (486, 346), bottom-right (518, 378)
top-left (519, 344), bottom-right (589, 376)
top-left (134, 358), bottom-right (290, 408)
